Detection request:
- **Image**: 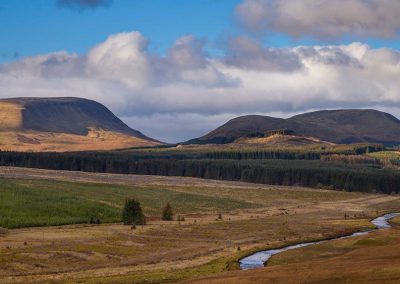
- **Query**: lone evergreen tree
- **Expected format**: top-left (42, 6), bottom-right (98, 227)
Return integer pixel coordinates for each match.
top-left (122, 198), bottom-right (146, 225)
top-left (162, 202), bottom-right (173, 221)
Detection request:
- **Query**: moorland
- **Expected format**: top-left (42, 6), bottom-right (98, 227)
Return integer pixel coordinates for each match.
top-left (1, 98), bottom-right (400, 283)
top-left (1, 167), bottom-right (400, 283)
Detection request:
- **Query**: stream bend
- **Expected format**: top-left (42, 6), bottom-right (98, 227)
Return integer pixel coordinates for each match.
top-left (239, 212), bottom-right (400, 270)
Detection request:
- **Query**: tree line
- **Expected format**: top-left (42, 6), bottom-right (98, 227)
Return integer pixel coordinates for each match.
top-left (120, 144), bottom-right (384, 161)
top-left (0, 151), bottom-right (399, 194)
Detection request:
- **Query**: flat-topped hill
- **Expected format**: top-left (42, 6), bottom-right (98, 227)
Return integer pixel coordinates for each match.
top-left (0, 97), bottom-right (160, 152)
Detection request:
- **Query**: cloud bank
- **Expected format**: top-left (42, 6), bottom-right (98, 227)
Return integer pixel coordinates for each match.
top-left (236, 0), bottom-right (400, 39)
top-left (1, 30), bottom-right (400, 142)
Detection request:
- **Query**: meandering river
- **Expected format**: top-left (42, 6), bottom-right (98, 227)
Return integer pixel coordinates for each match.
top-left (239, 212), bottom-right (400, 270)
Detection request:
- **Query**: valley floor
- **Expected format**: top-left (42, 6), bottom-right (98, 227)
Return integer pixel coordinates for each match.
top-left (0, 167), bottom-right (400, 283)
top-left (184, 225), bottom-right (400, 284)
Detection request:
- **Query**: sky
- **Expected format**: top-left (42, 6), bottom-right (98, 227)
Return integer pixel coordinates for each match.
top-left (1, 0), bottom-right (400, 143)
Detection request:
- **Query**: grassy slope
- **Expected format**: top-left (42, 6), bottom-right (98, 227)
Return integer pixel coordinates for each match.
top-left (0, 167), bottom-right (364, 229)
top-left (1, 170), bottom-right (400, 283)
top-left (0, 178), bottom-right (258, 228)
top-left (0, 129), bottom-right (159, 152)
top-left (0, 98), bottom-right (160, 152)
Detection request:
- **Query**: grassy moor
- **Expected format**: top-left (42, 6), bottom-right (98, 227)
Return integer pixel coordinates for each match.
top-left (0, 167), bottom-right (400, 283)
top-left (2, 2), bottom-right (400, 282)
top-left (1, 110), bottom-right (400, 283)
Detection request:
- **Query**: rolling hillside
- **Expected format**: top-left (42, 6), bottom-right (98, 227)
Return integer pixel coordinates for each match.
top-left (0, 97), bottom-right (161, 151)
top-left (186, 109), bottom-right (400, 146)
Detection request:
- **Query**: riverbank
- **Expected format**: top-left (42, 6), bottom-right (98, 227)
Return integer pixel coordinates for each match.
top-left (240, 212), bottom-right (400, 270)
top-left (184, 218), bottom-right (400, 283)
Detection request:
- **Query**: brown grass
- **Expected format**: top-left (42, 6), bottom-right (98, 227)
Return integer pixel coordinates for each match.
top-left (0, 128), bottom-right (159, 152)
top-left (0, 168), bottom-right (399, 283)
top-left (0, 100), bottom-right (160, 151)
top-left (0, 102), bottom-right (23, 130)
top-left (185, 227), bottom-right (400, 284)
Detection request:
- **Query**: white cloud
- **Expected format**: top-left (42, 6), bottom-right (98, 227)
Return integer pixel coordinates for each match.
top-left (86, 32), bottom-right (150, 88)
top-left (1, 32), bottom-right (400, 142)
top-left (236, 0), bottom-right (400, 39)
top-left (224, 36), bottom-right (303, 72)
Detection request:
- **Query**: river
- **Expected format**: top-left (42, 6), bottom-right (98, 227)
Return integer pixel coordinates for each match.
top-left (239, 212), bottom-right (400, 270)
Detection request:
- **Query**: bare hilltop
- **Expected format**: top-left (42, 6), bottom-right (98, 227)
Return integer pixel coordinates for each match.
top-left (0, 97), bottom-right (160, 152)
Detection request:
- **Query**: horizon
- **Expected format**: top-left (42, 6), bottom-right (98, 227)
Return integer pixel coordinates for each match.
top-left (1, 0), bottom-right (400, 142)
top-left (2, 95), bottom-right (398, 143)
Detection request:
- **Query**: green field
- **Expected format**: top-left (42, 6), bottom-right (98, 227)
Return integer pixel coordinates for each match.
top-left (367, 150), bottom-right (400, 167)
top-left (0, 177), bottom-right (258, 228)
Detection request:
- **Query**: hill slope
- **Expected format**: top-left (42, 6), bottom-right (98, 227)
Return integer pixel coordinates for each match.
top-left (186, 109), bottom-right (400, 146)
top-left (0, 97), bottom-right (160, 151)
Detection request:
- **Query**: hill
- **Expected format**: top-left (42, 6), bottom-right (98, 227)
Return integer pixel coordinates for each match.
top-left (186, 109), bottom-right (400, 146)
top-left (0, 97), bottom-right (161, 151)
top-left (232, 134), bottom-right (333, 147)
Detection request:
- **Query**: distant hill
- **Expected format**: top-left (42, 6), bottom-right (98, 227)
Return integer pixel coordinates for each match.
top-left (0, 97), bottom-right (161, 152)
top-left (186, 109), bottom-right (400, 146)
top-left (232, 135), bottom-right (333, 147)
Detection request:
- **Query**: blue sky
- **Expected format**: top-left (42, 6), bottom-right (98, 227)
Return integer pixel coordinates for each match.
top-left (1, 0), bottom-right (400, 142)
top-left (1, 0), bottom-right (399, 63)
top-left (0, 0), bottom-right (240, 62)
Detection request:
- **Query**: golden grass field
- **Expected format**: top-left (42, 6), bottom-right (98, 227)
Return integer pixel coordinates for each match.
top-left (0, 102), bottom-right (23, 131)
top-left (0, 167), bottom-right (399, 283)
top-left (0, 128), bottom-right (159, 152)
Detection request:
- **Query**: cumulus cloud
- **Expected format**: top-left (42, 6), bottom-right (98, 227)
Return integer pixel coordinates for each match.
top-left (86, 32), bottom-right (150, 87)
top-left (224, 36), bottom-right (303, 72)
top-left (236, 0), bottom-right (400, 39)
top-left (57, 0), bottom-right (112, 11)
top-left (1, 31), bottom-right (400, 142)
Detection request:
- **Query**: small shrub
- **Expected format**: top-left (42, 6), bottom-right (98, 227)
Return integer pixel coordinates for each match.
top-left (177, 215), bottom-right (185, 222)
top-left (162, 202), bottom-right (173, 221)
